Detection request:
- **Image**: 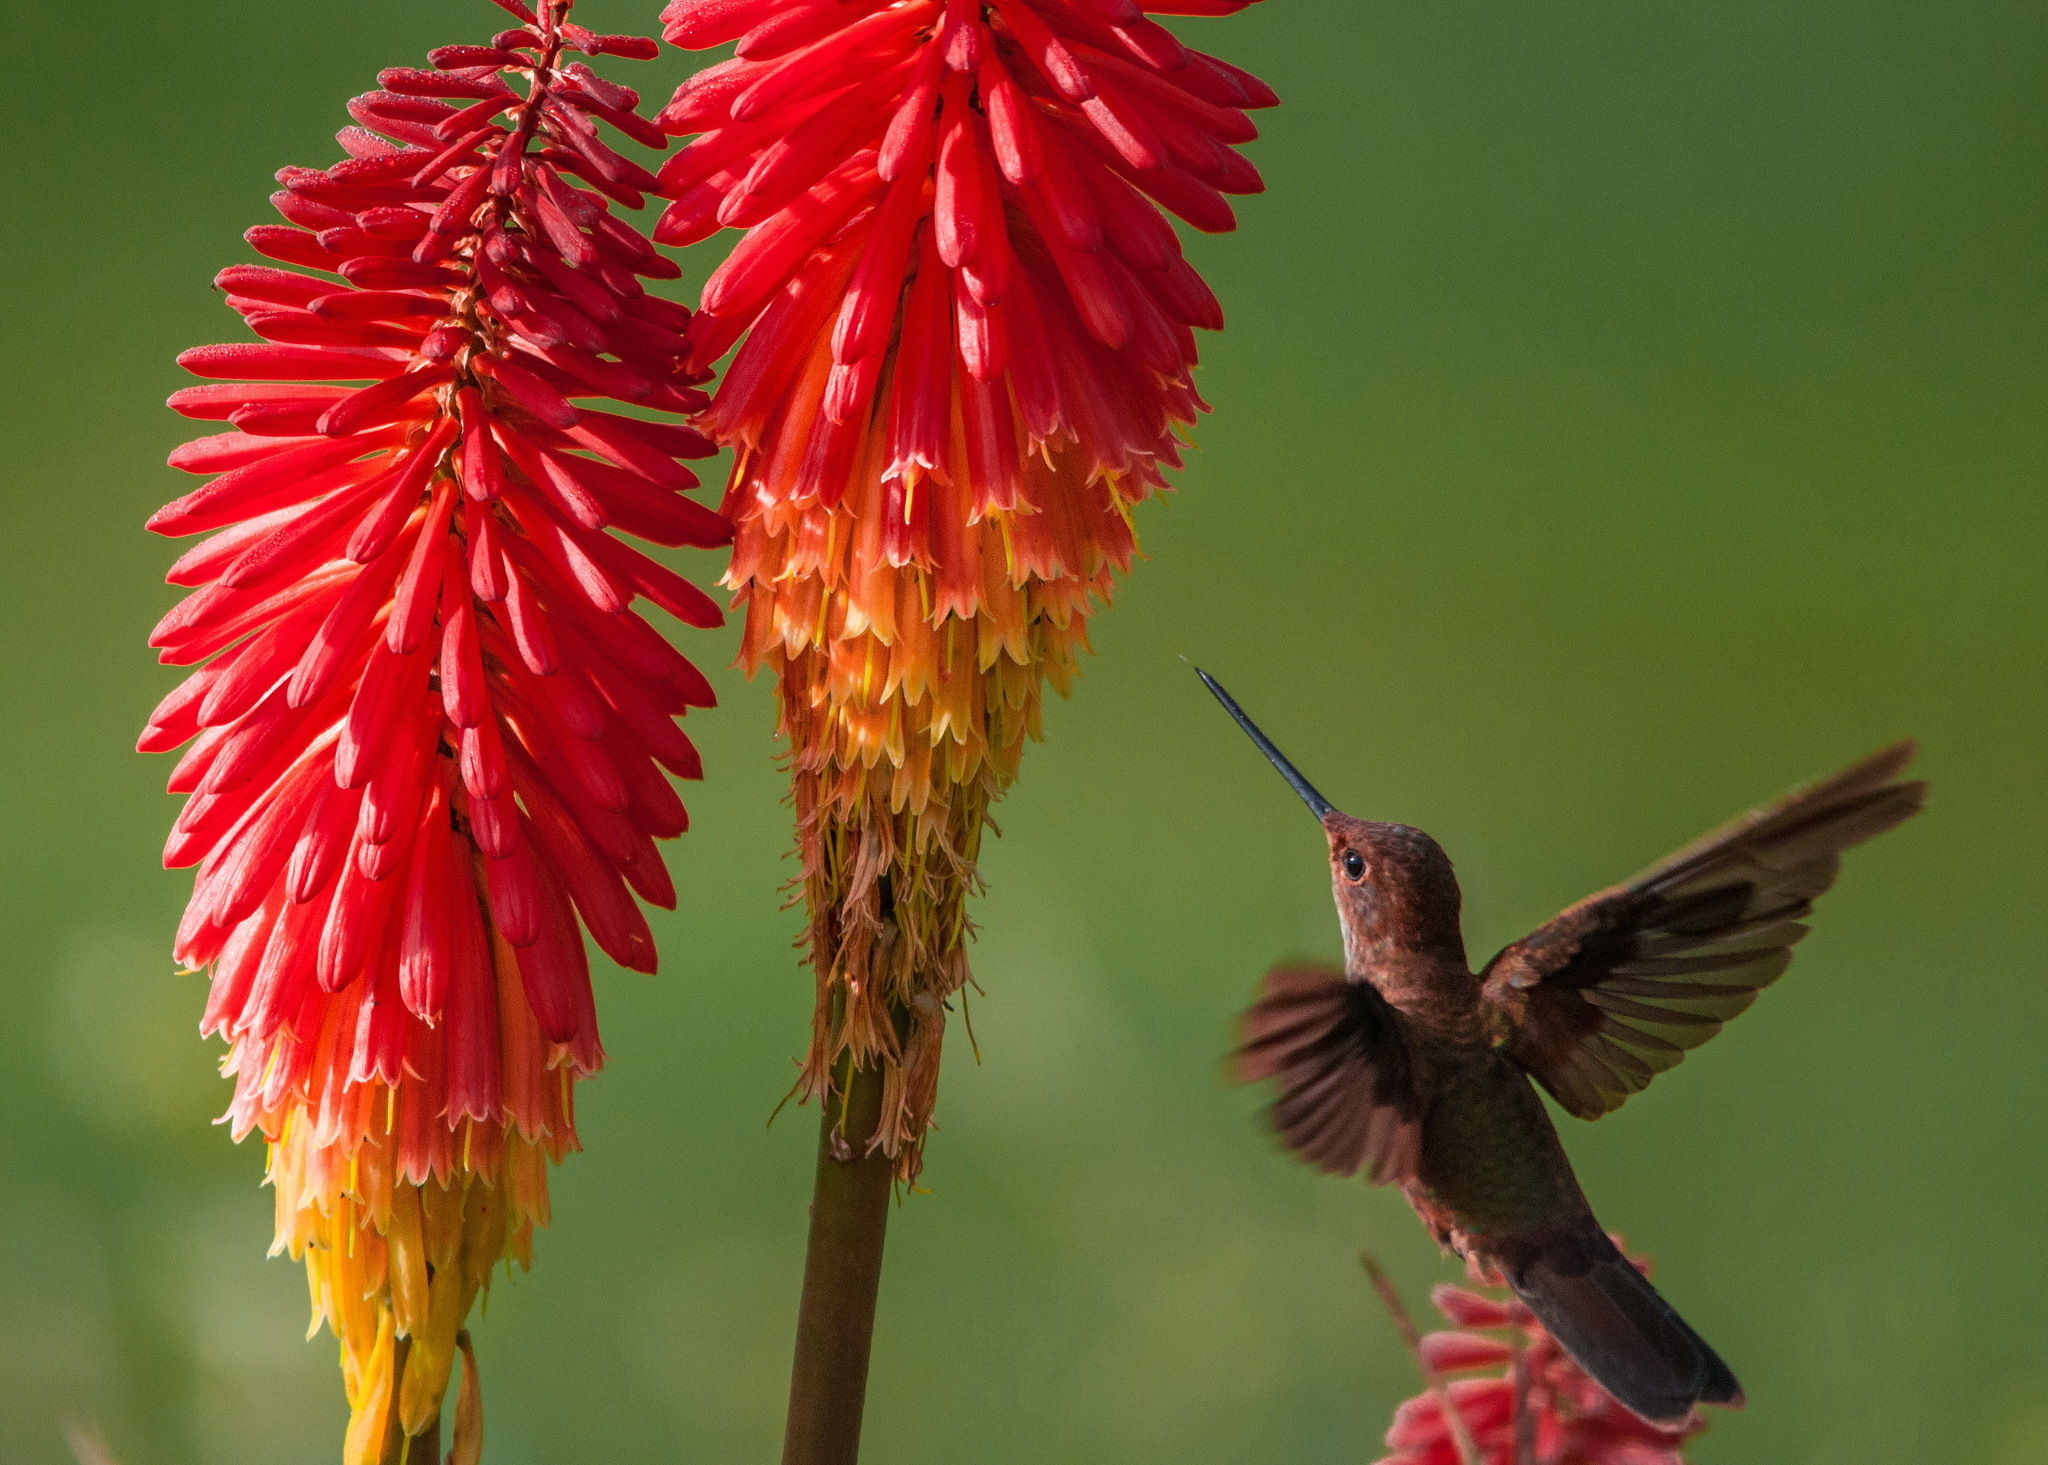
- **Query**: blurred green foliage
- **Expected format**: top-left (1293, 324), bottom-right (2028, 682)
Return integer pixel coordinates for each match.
top-left (1, 1), bottom-right (2042, 1461)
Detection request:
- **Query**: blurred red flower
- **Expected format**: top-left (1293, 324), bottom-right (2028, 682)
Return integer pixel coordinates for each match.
top-left (1377, 1261), bottom-right (1708, 1465)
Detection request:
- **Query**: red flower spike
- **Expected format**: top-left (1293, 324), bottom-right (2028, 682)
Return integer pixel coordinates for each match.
top-left (1376, 1252), bottom-right (1710, 1465)
top-left (657, 1), bottom-right (1272, 1173)
top-left (143, 6), bottom-right (723, 1461)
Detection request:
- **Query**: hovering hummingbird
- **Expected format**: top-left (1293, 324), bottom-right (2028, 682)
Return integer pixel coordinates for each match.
top-left (1194, 668), bottom-right (1924, 1426)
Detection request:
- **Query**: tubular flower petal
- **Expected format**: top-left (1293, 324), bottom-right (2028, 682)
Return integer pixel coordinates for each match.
top-left (145, 6), bottom-right (722, 1459)
top-left (1378, 1253), bottom-right (1710, 1465)
top-left (657, 0), bottom-right (1274, 1173)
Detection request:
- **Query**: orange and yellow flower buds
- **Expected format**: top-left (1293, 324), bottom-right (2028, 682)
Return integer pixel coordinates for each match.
top-left (657, 0), bottom-right (1276, 1171)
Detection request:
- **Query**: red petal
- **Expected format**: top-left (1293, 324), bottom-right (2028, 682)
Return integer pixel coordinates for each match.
top-left (397, 783), bottom-right (455, 1020)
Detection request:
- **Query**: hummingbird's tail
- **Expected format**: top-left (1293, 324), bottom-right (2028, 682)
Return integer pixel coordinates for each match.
top-left (1503, 1226), bottom-right (1744, 1428)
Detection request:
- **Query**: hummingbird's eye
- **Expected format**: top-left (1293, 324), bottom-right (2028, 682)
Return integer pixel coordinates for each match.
top-left (1342, 849), bottom-right (1367, 882)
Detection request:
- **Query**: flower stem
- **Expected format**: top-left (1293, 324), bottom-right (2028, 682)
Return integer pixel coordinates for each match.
top-left (406, 1416), bottom-right (439, 1465)
top-left (1511, 1332), bottom-right (1535, 1465)
top-left (381, 1407), bottom-right (438, 1465)
top-left (781, 1043), bottom-right (894, 1465)
top-left (1361, 1252), bottom-right (1481, 1465)
top-left (376, 1336), bottom-right (441, 1465)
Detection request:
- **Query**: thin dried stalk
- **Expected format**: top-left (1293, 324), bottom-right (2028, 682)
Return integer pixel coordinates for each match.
top-left (1512, 1330), bottom-right (1536, 1465)
top-left (1362, 1252), bottom-right (1482, 1465)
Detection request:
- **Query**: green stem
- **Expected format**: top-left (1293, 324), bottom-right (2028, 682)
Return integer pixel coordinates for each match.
top-left (379, 1336), bottom-right (441, 1465)
top-left (780, 1050), bottom-right (894, 1465)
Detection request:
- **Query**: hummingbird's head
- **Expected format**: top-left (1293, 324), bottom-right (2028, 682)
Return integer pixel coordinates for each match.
top-left (1320, 813), bottom-right (1464, 959)
top-left (1195, 667), bottom-right (1464, 959)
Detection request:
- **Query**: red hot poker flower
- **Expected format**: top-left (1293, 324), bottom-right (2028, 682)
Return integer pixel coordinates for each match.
top-left (142, 3), bottom-right (724, 1458)
top-left (1378, 1260), bottom-right (1709, 1465)
top-left (657, 0), bottom-right (1276, 1173)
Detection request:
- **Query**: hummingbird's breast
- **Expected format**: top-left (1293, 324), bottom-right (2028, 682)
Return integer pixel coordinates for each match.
top-left (1402, 1049), bottom-right (1592, 1251)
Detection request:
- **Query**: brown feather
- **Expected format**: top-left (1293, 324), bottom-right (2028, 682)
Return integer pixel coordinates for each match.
top-left (1232, 964), bottom-right (1424, 1184)
top-left (1481, 742), bottom-right (1924, 1118)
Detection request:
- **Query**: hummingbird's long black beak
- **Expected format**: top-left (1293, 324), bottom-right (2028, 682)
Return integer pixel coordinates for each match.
top-left (1193, 667), bottom-right (1336, 820)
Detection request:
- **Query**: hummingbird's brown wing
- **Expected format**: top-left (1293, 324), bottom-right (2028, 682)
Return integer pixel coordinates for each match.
top-left (1479, 741), bottom-right (1924, 1120)
top-left (1234, 964), bottom-right (1423, 1183)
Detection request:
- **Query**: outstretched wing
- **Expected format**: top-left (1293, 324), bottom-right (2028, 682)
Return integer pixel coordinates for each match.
top-left (1480, 741), bottom-right (1924, 1120)
top-left (1234, 964), bottom-right (1424, 1184)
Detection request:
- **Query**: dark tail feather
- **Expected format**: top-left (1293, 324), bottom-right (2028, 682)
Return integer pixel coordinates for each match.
top-left (1504, 1228), bottom-right (1744, 1428)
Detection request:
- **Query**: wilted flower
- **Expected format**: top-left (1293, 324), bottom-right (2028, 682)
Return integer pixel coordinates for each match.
top-left (1375, 1258), bottom-right (1708, 1465)
top-left (143, 3), bottom-right (722, 1458)
top-left (656, 0), bottom-right (1276, 1172)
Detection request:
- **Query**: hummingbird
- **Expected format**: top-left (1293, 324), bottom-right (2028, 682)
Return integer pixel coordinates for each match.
top-left (1194, 668), bottom-right (1924, 1426)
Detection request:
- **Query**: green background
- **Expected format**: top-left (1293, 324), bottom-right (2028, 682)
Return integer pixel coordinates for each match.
top-left (1, 0), bottom-right (2041, 1461)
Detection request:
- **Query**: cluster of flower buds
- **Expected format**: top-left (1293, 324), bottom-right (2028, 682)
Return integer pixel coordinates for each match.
top-left (1378, 1263), bottom-right (1708, 1465)
top-left (655, 0), bottom-right (1275, 1171)
top-left (144, 2), bottom-right (722, 1458)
